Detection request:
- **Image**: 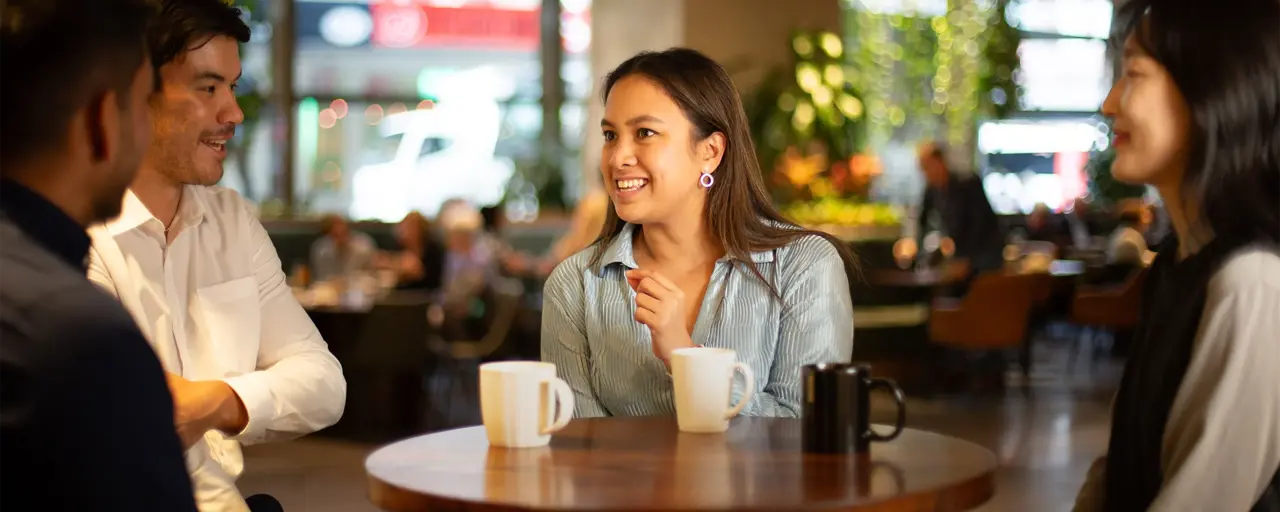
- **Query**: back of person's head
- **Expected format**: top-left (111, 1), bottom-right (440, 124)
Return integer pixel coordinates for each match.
top-left (1109, 0), bottom-right (1280, 242)
top-left (395, 210), bottom-right (430, 249)
top-left (438, 200), bottom-right (482, 235)
top-left (916, 140), bottom-right (953, 185)
top-left (319, 213), bottom-right (348, 236)
top-left (918, 140), bottom-right (949, 163)
top-left (593, 47), bottom-right (859, 297)
top-left (1027, 203), bottom-right (1051, 230)
top-left (144, 0), bottom-right (251, 188)
top-left (1115, 199), bottom-right (1149, 229)
top-left (1, 0), bottom-right (154, 221)
top-left (1117, 209), bottom-right (1144, 227)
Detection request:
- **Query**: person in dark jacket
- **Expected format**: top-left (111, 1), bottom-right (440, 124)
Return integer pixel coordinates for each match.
top-left (0, 0), bottom-right (197, 510)
top-left (916, 141), bottom-right (1005, 280)
top-left (1073, 1), bottom-right (1280, 510)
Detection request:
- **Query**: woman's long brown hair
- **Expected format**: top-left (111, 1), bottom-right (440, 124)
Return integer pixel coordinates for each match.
top-left (589, 48), bottom-right (860, 299)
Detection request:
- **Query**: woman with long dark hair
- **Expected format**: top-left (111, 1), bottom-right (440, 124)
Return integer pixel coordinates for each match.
top-left (1074, 1), bottom-right (1280, 510)
top-left (541, 48), bottom-right (858, 418)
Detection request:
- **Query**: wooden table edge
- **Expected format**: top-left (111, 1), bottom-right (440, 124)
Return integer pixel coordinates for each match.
top-left (365, 422), bottom-right (1000, 512)
top-left (367, 459), bottom-right (997, 512)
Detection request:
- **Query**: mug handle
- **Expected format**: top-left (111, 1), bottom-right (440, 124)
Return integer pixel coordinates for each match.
top-left (722, 363), bottom-right (755, 420)
top-left (867, 377), bottom-right (906, 442)
top-left (540, 377), bottom-right (576, 435)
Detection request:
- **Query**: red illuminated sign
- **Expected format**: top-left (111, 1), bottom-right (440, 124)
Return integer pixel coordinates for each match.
top-left (371, 4), bottom-right (541, 50)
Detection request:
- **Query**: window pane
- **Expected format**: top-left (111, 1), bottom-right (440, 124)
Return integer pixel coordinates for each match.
top-left (287, 0), bottom-right (592, 218)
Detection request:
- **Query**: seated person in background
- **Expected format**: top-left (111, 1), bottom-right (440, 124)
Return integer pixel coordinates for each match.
top-left (378, 211), bottom-right (447, 292)
top-left (310, 213), bottom-right (376, 282)
top-left (438, 200), bottom-right (497, 306)
top-left (541, 48), bottom-right (857, 418)
top-left (1105, 200), bottom-right (1150, 266)
top-left (1064, 197), bottom-right (1096, 250)
top-left (1143, 201), bottom-right (1172, 247)
top-left (437, 202), bottom-right (501, 339)
top-left (916, 140), bottom-right (1004, 274)
top-left (1025, 203), bottom-right (1062, 244)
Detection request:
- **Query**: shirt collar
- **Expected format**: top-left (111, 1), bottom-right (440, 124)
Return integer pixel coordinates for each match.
top-left (594, 223), bottom-right (775, 276)
top-left (105, 186), bottom-right (207, 236)
top-left (0, 178), bottom-right (91, 270)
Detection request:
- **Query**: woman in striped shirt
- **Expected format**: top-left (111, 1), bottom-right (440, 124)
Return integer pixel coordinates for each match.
top-left (541, 48), bottom-right (858, 418)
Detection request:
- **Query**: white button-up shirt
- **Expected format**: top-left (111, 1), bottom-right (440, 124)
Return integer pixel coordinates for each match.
top-left (88, 185), bottom-right (346, 512)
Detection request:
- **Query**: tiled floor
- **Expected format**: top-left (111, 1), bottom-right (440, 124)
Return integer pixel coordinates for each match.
top-left (240, 338), bottom-right (1121, 511)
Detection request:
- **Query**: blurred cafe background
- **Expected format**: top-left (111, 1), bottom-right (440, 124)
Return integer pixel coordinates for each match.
top-left (214, 0), bottom-right (1155, 509)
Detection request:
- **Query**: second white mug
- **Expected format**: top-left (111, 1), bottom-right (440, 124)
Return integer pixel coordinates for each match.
top-left (479, 361), bottom-right (575, 448)
top-left (671, 347), bottom-right (755, 433)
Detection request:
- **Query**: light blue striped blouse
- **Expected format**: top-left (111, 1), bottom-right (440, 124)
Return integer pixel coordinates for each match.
top-left (540, 223), bottom-right (855, 418)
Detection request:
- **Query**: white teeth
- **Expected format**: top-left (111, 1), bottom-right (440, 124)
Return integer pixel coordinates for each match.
top-left (616, 178), bottom-right (647, 191)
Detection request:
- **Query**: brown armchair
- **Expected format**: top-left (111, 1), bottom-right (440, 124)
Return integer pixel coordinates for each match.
top-left (1071, 267), bottom-right (1149, 328)
top-left (930, 272), bottom-right (1051, 349)
top-left (930, 272), bottom-right (1053, 382)
top-left (1069, 266), bottom-right (1149, 369)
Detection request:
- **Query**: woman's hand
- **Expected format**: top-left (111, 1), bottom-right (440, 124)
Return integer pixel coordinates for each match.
top-left (626, 269), bottom-right (695, 365)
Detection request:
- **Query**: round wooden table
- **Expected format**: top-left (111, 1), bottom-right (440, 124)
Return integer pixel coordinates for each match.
top-left (366, 417), bottom-right (997, 511)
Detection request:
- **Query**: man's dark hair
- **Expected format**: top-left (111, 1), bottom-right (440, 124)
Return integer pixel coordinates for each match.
top-left (146, 0), bottom-right (250, 75)
top-left (0, 0), bottom-right (153, 169)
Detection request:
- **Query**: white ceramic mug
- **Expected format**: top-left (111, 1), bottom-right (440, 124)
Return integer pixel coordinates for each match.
top-left (671, 347), bottom-right (755, 433)
top-left (480, 362), bottom-right (575, 448)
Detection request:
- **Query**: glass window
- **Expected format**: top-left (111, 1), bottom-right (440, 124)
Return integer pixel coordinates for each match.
top-left (1006, 0), bottom-right (1112, 38)
top-left (1017, 38), bottom-right (1110, 112)
top-left (283, 0), bottom-right (591, 217)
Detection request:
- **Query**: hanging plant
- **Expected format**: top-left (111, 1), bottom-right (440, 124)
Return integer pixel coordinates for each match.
top-left (844, 0), bottom-right (1020, 153)
top-left (746, 30), bottom-right (869, 204)
top-left (979, 0), bottom-right (1022, 120)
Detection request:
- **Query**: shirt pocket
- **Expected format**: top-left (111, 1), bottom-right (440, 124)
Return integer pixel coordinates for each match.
top-left (196, 276), bottom-right (261, 375)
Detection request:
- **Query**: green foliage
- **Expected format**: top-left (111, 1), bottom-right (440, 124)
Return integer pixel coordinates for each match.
top-left (512, 155), bottom-right (570, 211)
top-left (1086, 145), bottom-right (1147, 206)
top-left (745, 31), bottom-right (868, 198)
top-left (844, 0), bottom-right (1021, 150)
top-left (234, 0), bottom-right (264, 130)
top-left (229, 1), bottom-right (266, 200)
top-left (979, 0), bottom-right (1022, 120)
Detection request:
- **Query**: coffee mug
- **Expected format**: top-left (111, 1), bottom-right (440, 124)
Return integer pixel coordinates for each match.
top-left (479, 361), bottom-right (575, 448)
top-left (671, 347), bottom-right (755, 433)
top-left (801, 363), bottom-right (906, 454)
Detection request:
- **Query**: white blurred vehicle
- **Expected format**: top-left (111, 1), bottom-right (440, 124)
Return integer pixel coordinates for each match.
top-left (351, 96), bottom-right (514, 222)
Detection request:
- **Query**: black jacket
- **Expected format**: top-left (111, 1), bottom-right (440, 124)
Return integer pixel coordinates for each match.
top-left (918, 174), bottom-right (1005, 272)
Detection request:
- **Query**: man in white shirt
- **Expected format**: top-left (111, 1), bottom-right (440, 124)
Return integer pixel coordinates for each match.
top-left (87, 2), bottom-right (346, 510)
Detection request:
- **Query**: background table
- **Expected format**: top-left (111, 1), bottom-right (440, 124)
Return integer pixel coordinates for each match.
top-left (366, 417), bottom-right (997, 511)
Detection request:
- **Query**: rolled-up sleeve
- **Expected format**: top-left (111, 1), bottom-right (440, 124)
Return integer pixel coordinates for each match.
top-left (540, 258), bottom-right (608, 417)
top-left (751, 237), bottom-right (855, 417)
top-left (221, 213), bottom-right (347, 444)
top-left (1150, 253), bottom-right (1280, 511)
